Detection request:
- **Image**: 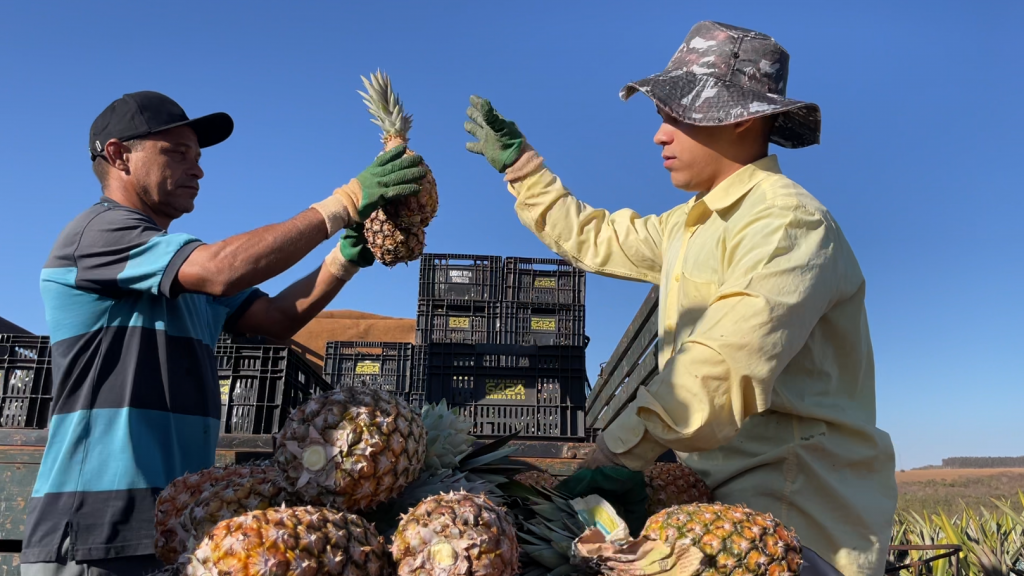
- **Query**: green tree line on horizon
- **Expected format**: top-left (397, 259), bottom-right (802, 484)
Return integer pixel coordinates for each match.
top-left (940, 456), bottom-right (1024, 469)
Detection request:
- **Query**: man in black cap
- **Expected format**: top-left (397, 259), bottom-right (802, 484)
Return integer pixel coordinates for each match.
top-left (22, 90), bottom-right (426, 575)
top-left (465, 21), bottom-right (896, 576)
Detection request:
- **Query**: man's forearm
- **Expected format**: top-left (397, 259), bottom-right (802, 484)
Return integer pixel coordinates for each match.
top-left (507, 163), bottom-right (665, 284)
top-left (235, 256), bottom-right (353, 340)
top-left (177, 209), bottom-right (329, 297)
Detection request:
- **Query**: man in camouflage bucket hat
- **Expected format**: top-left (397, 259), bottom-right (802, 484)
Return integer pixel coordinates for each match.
top-left (465, 20), bottom-right (897, 576)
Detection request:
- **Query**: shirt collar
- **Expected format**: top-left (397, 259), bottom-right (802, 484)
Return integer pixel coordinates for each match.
top-left (701, 154), bottom-right (782, 213)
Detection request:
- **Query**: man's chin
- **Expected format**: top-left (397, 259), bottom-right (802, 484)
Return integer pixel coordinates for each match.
top-left (669, 175), bottom-right (697, 192)
top-left (170, 200), bottom-right (196, 218)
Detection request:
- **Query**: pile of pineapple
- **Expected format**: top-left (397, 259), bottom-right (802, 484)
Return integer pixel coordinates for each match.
top-left (148, 384), bottom-right (805, 575)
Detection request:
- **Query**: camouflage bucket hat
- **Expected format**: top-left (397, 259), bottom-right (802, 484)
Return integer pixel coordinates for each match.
top-left (620, 21), bottom-right (821, 149)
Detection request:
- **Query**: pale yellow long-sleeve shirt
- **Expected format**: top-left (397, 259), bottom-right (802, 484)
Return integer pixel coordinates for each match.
top-left (506, 154), bottom-right (898, 576)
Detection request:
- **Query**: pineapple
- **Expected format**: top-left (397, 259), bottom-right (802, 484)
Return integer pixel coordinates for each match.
top-left (273, 388), bottom-right (428, 512)
top-left (362, 221), bottom-right (425, 270)
top-left (154, 463), bottom-right (276, 565)
top-left (357, 70), bottom-right (438, 267)
top-left (391, 491), bottom-right (519, 576)
top-left (180, 466), bottom-right (292, 553)
top-left (362, 417), bottom-right (522, 539)
top-left (640, 502), bottom-right (803, 575)
top-left (644, 462), bottom-right (714, 515)
top-left (185, 506), bottom-right (394, 576)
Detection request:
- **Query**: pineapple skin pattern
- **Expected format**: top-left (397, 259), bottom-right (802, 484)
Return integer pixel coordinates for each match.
top-left (358, 70), bottom-right (438, 267)
top-left (391, 491), bottom-right (520, 576)
top-left (154, 463), bottom-right (278, 565)
top-left (644, 462), bottom-right (714, 515)
top-left (273, 387), bottom-right (428, 512)
top-left (186, 506), bottom-right (393, 576)
top-left (641, 502), bottom-right (803, 576)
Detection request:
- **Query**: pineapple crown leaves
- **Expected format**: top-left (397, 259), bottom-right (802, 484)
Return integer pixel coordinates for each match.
top-left (422, 400), bottom-right (476, 472)
top-left (456, 429), bottom-right (522, 472)
top-left (357, 69), bottom-right (412, 142)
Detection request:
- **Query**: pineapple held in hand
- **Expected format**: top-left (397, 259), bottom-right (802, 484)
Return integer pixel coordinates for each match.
top-left (273, 387), bottom-right (428, 512)
top-left (358, 70), bottom-right (438, 267)
top-left (644, 462), bottom-right (714, 515)
top-left (185, 506), bottom-right (393, 576)
top-left (391, 491), bottom-right (519, 576)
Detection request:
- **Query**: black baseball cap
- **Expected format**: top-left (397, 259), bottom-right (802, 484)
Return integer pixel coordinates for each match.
top-left (89, 90), bottom-right (234, 160)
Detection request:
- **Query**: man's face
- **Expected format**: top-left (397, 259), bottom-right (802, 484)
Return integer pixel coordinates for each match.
top-left (122, 126), bottom-right (204, 221)
top-left (653, 108), bottom-right (752, 194)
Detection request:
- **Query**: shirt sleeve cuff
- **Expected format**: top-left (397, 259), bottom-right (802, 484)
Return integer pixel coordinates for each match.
top-left (159, 240), bottom-right (204, 299)
top-left (603, 409), bottom-right (670, 471)
top-left (505, 164), bottom-right (552, 200)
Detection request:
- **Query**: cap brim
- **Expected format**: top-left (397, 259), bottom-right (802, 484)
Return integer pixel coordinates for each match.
top-left (157, 111), bottom-right (234, 149)
top-left (620, 70), bottom-right (821, 149)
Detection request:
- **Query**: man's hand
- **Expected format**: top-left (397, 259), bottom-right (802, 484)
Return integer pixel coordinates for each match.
top-left (464, 95), bottom-right (528, 173)
top-left (353, 144), bottom-right (427, 220)
top-left (555, 465), bottom-right (650, 538)
top-left (338, 224), bottom-right (375, 268)
top-left (310, 143), bottom-right (427, 237)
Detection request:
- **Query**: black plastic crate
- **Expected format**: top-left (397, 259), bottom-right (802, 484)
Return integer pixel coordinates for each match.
top-left (215, 344), bottom-right (329, 435)
top-left (218, 332), bottom-right (268, 346)
top-left (500, 303), bottom-right (586, 347)
top-left (323, 341), bottom-right (421, 408)
top-left (416, 299), bottom-right (501, 345)
top-left (0, 335), bottom-right (52, 429)
top-left (504, 256), bottom-right (586, 306)
top-left (419, 343), bottom-right (586, 439)
top-left (418, 253), bottom-right (503, 302)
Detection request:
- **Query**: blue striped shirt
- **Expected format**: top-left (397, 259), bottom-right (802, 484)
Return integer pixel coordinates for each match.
top-left (23, 196), bottom-right (266, 563)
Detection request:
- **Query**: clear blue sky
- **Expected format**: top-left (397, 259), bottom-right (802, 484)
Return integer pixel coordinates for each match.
top-left (1, 1), bottom-right (1020, 469)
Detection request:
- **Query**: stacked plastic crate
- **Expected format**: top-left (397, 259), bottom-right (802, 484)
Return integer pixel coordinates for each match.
top-left (213, 337), bottom-right (331, 435)
top-left (320, 340), bottom-right (418, 408)
top-left (415, 253), bottom-right (587, 440)
top-left (0, 331), bottom-right (330, 436)
top-left (0, 334), bottom-right (52, 429)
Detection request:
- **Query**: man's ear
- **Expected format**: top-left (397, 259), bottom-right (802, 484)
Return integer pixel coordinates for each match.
top-left (103, 139), bottom-right (132, 175)
top-left (732, 118), bottom-right (756, 135)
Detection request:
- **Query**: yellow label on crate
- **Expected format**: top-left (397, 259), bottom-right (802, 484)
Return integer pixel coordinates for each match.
top-left (220, 378), bottom-right (231, 402)
top-left (484, 378), bottom-right (527, 401)
top-left (449, 317), bottom-right (470, 329)
top-left (356, 361), bottom-right (381, 375)
top-left (531, 317), bottom-right (557, 332)
top-left (534, 277), bottom-right (557, 288)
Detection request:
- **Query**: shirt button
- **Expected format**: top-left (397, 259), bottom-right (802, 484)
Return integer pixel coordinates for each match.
top-left (674, 273), bottom-right (681, 282)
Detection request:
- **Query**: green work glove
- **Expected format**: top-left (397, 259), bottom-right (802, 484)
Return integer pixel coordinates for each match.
top-left (338, 224), bottom-right (375, 268)
top-left (555, 466), bottom-right (650, 539)
top-left (464, 95), bottom-right (528, 173)
top-left (354, 143), bottom-right (428, 221)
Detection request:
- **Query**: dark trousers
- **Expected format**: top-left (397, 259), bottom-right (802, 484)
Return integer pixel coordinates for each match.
top-left (20, 533), bottom-right (165, 576)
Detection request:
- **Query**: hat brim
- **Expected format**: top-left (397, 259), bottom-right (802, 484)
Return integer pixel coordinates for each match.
top-left (620, 70), bottom-right (821, 149)
top-left (152, 111), bottom-right (234, 149)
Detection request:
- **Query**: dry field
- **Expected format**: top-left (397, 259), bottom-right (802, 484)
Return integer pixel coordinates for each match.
top-left (896, 468), bottom-right (1024, 517)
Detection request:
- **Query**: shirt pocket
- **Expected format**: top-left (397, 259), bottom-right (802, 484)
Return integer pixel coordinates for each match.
top-left (675, 273), bottom-right (716, 347)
